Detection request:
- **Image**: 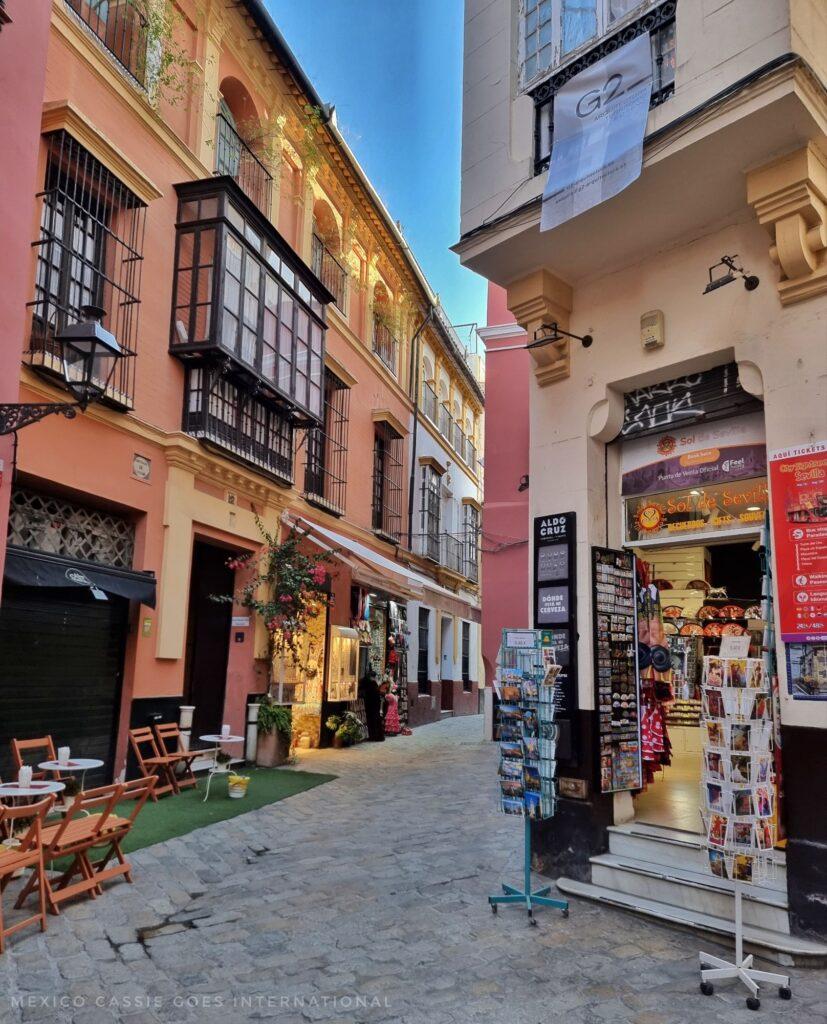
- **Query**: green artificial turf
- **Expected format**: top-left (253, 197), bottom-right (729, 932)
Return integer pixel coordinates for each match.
top-left (114, 767), bottom-right (336, 854)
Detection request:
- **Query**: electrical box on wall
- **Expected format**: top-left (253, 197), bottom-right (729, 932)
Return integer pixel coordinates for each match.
top-left (641, 309), bottom-right (665, 351)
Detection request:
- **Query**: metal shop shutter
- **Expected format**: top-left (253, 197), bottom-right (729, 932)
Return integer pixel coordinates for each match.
top-left (0, 585), bottom-right (128, 785)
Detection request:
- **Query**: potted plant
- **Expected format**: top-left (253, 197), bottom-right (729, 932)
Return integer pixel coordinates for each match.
top-left (256, 695), bottom-right (293, 767)
top-left (227, 773), bottom-right (250, 799)
top-left (325, 711), bottom-right (363, 748)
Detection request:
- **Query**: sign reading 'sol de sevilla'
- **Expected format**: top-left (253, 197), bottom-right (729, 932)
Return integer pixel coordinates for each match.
top-left (769, 441), bottom-right (827, 643)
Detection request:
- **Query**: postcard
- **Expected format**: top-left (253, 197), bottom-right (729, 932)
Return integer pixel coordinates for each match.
top-left (754, 785), bottom-right (772, 818)
top-left (729, 754), bottom-right (751, 784)
top-left (704, 657), bottom-right (726, 688)
top-left (705, 750), bottom-right (724, 781)
top-left (501, 684), bottom-right (521, 702)
top-left (500, 779), bottom-right (523, 799)
top-left (522, 680), bottom-right (539, 701)
top-left (707, 721), bottom-right (725, 748)
top-left (522, 737), bottom-right (540, 761)
top-left (733, 821), bottom-right (754, 847)
top-left (748, 659), bottom-right (766, 690)
top-left (732, 854), bottom-right (754, 883)
top-left (706, 783), bottom-right (725, 812)
top-left (753, 756), bottom-right (770, 785)
top-left (522, 709), bottom-right (538, 738)
top-left (708, 813), bottom-right (728, 847)
top-left (500, 741), bottom-right (523, 762)
top-left (751, 694), bottom-right (770, 720)
top-left (731, 723), bottom-right (751, 752)
top-left (756, 818), bottom-right (774, 850)
top-left (708, 848), bottom-right (728, 878)
top-left (727, 659), bottom-right (748, 688)
top-left (704, 689), bottom-right (724, 719)
top-left (733, 788), bottom-right (753, 817)
top-left (498, 758), bottom-right (522, 779)
top-left (501, 796), bottom-right (524, 816)
top-left (523, 765), bottom-right (541, 792)
top-left (524, 790), bottom-right (542, 820)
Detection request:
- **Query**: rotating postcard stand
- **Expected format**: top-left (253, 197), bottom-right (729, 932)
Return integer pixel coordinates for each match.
top-left (490, 629), bottom-right (568, 924)
top-left (698, 634), bottom-right (792, 1009)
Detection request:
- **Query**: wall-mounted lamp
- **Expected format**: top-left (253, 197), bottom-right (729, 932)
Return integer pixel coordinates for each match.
top-left (518, 474), bottom-right (529, 492)
top-left (529, 322), bottom-right (593, 350)
top-left (703, 255), bottom-right (760, 295)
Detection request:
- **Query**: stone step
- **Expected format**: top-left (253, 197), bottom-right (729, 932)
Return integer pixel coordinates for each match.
top-left (440, 709), bottom-right (454, 718)
top-left (590, 853), bottom-right (788, 934)
top-left (556, 877), bottom-right (827, 967)
top-left (608, 822), bottom-right (786, 882)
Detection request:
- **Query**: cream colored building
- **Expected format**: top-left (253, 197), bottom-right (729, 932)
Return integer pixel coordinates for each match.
top-left (456, 0), bottom-right (827, 953)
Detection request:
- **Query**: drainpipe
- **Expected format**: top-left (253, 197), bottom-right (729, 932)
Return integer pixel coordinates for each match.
top-left (406, 306), bottom-right (435, 550)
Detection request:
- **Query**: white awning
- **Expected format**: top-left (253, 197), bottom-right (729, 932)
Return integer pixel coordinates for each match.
top-left (286, 514), bottom-right (462, 603)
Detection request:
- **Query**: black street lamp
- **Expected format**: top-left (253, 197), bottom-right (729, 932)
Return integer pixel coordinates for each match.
top-left (0, 306), bottom-right (124, 435)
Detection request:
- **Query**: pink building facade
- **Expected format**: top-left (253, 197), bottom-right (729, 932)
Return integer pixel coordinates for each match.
top-left (0, 0), bottom-right (51, 603)
top-left (478, 284), bottom-right (530, 729)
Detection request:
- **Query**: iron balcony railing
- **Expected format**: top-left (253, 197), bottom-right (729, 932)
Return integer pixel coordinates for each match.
top-left (464, 437), bottom-right (477, 473)
top-left (311, 234), bottom-right (347, 311)
top-left (214, 112), bottom-right (273, 214)
top-left (372, 316), bottom-right (399, 374)
top-left (66, 0), bottom-right (148, 86)
top-left (412, 531), bottom-right (479, 580)
top-left (441, 532), bottom-right (464, 574)
top-left (412, 532), bottom-right (441, 564)
top-left (438, 402), bottom-right (451, 439)
top-left (421, 380), bottom-right (438, 424)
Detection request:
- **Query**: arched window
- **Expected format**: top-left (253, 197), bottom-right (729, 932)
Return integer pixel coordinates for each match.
top-left (311, 199), bottom-right (347, 310)
top-left (372, 282), bottom-right (397, 373)
top-left (215, 78), bottom-right (270, 213)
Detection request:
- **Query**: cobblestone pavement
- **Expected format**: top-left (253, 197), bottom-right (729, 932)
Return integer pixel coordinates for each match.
top-left (2, 715), bottom-right (827, 1024)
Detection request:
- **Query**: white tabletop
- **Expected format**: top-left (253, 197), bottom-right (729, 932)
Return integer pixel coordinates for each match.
top-left (0, 780), bottom-right (65, 798)
top-left (38, 758), bottom-right (103, 772)
top-left (199, 734), bottom-right (244, 744)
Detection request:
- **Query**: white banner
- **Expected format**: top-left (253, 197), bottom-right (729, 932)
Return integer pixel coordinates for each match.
top-left (540, 34), bottom-right (653, 232)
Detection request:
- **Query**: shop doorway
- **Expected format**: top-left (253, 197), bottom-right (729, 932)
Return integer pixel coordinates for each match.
top-left (632, 539), bottom-right (764, 834)
top-left (440, 615), bottom-right (454, 711)
top-left (184, 541), bottom-right (233, 738)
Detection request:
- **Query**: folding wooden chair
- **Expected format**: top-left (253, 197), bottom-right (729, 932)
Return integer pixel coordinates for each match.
top-left (11, 737), bottom-right (63, 782)
top-left (154, 723), bottom-right (200, 792)
top-left (89, 775), bottom-right (157, 888)
top-left (15, 784), bottom-right (123, 916)
top-left (0, 797), bottom-right (54, 952)
top-left (128, 727), bottom-right (180, 799)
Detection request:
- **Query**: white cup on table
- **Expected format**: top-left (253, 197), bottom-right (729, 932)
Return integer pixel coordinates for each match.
top-left (221, 724), bottom-right (230, 738)
top-left (18, 766), bottom-right (33, 788)
top-left (58, 746), bottom-right (70, 765)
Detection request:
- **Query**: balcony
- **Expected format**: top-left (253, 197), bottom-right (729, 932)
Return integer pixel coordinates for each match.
top-left (532, 2), bottom-right (676, 174)
top-left (412, 532), bottom-right (441, 564)
top-left (66, 0), bottom-right (148, 86)
top-left (412, 531), bottom-right (479, 581)
top-left (372, 316), bottom-right (399, 374)
top-left (170, 177), bottom-right (333, 428)
top-left (311, 235), bottom-right (348, 312)
top-left (214, 112), bottom-right (273, 215)
top-left (183, 364), bottom-right (294, 484)
top-left (441, 532), bottom-right (464, 574)
top-left (421, 381), bottom-right (438, 424)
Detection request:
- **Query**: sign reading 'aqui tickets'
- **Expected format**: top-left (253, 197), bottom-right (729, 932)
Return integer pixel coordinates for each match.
top-left (769, 440), bottom-right (827, 643)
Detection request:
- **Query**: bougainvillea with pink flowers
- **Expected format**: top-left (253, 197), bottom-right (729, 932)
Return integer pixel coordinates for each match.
top-left (215, 517), bottom-right (334, 688)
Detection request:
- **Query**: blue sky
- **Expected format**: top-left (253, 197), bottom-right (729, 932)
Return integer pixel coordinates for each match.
top-left (264, 0), bottom-right (487, 335)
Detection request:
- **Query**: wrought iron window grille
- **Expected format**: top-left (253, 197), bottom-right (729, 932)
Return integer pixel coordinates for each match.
top-left (304, 371), bottom-right (349, 515)
top-left (372, 421), bottom-right (404, 543)
top-left (311, 234), bottom-right (348, 313)
top-left (29, 131), bottom-right (145, 409)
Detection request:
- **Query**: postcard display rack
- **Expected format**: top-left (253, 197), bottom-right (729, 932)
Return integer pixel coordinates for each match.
top-left (490, 629), bottom-right (569, 924)
top-left (698, 649), bottom-right (791, 1008)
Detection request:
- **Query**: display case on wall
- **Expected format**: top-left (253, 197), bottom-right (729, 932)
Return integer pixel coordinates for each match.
top-left (327, 626), bottom-right (359, 702)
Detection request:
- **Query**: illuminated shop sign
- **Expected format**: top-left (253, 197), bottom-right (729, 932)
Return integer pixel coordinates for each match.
top-left (624, 478), bottom-right (768, 543)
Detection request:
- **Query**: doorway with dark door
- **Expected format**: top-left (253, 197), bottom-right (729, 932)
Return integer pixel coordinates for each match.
top-left (440, 614), bottom-right (454, 711)
top-left (184, 541), bottom-right (234, 739)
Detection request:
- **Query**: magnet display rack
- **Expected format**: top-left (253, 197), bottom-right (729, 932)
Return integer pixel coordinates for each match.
top-left (490, 629), bottom-right (569, 924)
top-left (592, 548), bottom-right (643, 793)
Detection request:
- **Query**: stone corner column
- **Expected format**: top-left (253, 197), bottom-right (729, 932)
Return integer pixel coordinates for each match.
top-left (506, 269), bottom-right (574, 385)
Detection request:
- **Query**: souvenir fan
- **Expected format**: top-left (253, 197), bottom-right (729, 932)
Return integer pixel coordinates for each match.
top-left (663, 621), bottom-right (678, 635)
top-left (662, 605), bottom-right (683, 619)
top-left (720, 604), bottom-right (745, 620)
top-left (743, 604), bottom-right (762, 619)
top-left (698, 605), bottom-right (722, 620)
top-left (721, 623), bottom-right (745, 636)
top-left (680, 623), bottom-right (704, 636)
top-left (704, 621), bottom-right (724, 637)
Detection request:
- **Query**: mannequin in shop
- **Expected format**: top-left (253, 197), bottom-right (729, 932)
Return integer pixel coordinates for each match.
top-left (360, 668), bottom-right (385, 742)
top-left (383, 677), bottom-right (400, 737)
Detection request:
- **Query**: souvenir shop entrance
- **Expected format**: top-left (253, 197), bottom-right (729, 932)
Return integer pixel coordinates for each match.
top-left (629, 537), bottom-right (767, 834)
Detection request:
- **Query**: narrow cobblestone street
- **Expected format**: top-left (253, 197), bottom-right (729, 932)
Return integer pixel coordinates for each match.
top-left (2, 716), bottom-right (827, 1024)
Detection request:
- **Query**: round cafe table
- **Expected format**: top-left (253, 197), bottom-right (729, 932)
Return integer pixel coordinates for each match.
top-left (39, 758), bottom-right (104, 793)
top-left (0, 780), bottom-right (65, 838)
top-left (198, 734), bottom-right (244, 802)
